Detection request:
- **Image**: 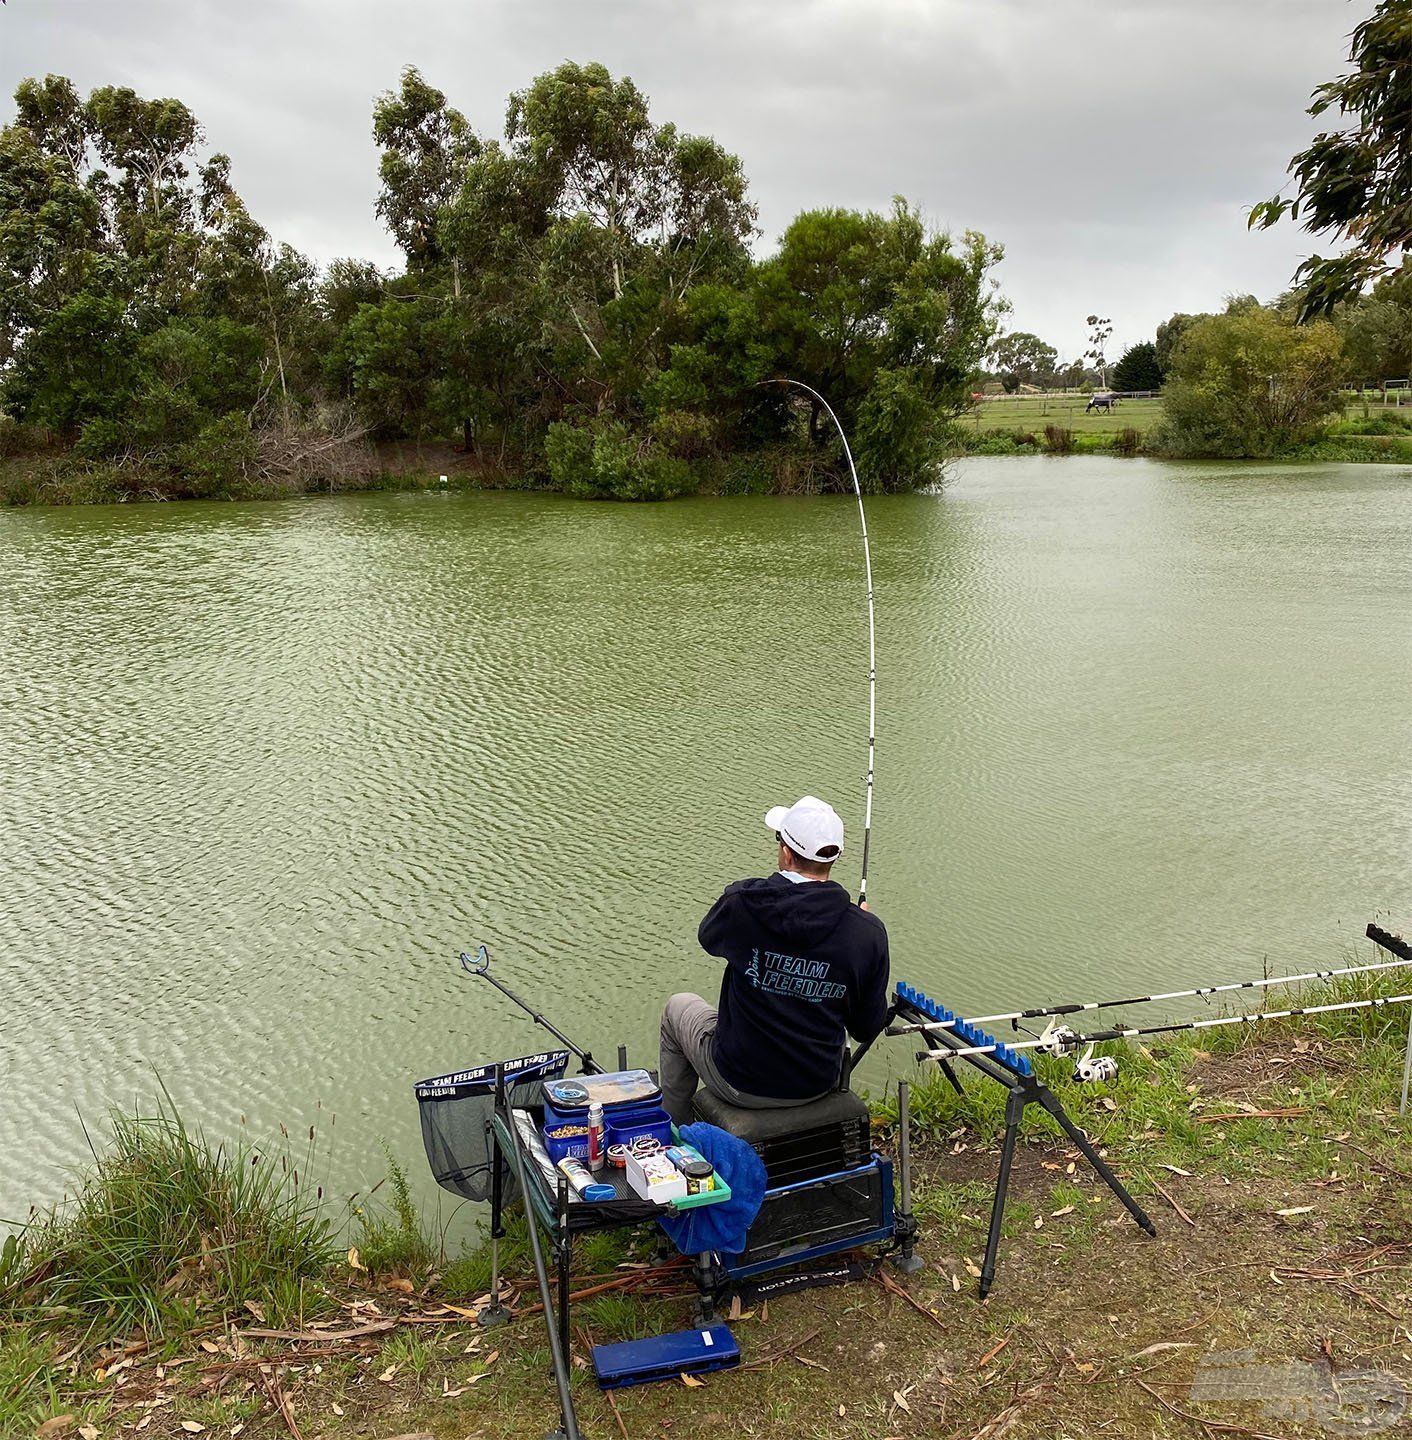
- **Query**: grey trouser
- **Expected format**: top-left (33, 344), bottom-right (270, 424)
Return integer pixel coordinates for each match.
top-left (659, 992), bottom-right (827, 1125)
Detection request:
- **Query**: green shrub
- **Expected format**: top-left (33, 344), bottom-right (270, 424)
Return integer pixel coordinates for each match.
top-left (354, 1149), bottom-right (437, 1279)
top-left (1329, 411), bottom-right (1412, 436)
top-left (1, 1098), bottom-right (336, 1338)
top-left (1111, 426), bottom-right (1142, 456)
top-left (544, 420), bottom-right (596, 493)
top-left (1157, 305), bottom-right (1344, 458)
top-left (170, 412), bottom-right (259, 498)
top-left (1042, 424), bottom-right (1074, 454)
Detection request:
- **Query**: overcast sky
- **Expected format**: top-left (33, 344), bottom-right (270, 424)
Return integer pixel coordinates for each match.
top-left (2, 0), bottom-right (1363, 358)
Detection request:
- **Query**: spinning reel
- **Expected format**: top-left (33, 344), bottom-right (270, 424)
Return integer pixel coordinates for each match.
top-left (1036, 1019), bottom-right (1119, 1084)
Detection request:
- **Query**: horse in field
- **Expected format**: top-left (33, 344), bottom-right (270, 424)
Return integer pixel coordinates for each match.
top-left (1086, 392), bottom-right (1119, 413)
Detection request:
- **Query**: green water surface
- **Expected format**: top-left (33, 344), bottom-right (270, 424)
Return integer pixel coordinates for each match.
top-left (2, 456), bottom-right (1410, 1221)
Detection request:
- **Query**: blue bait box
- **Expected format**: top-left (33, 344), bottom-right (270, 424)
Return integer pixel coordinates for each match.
top-left (592, 1324), bottom-right (739, 1388)
top-left (605, 1103), bottom-right (673, 1154)
top-left (542, 1114), bottom-right (592, 1165)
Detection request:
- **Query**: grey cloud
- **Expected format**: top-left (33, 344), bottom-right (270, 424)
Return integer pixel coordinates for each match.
top-left (2, 0), bottom-right (1363, 356)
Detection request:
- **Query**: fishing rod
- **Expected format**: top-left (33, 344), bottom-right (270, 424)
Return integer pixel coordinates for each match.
top-left (762, 378), bottom-right (876, 906)
top-left (459, 946), bottom-right (603, 1074)
top-left (913, 989), bottom-right (1412, 1066)
top-left (890, 950), bottom-right (1412, 1037)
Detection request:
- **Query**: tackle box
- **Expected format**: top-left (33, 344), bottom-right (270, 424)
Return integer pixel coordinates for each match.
top-left (541, 1070), bottom-right (665, 1164)
top-left (592, 1325), bottom-right (740, 1388)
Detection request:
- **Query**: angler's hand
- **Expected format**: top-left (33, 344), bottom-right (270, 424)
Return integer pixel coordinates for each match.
top-left (859, 901), bottom-right (870, 913)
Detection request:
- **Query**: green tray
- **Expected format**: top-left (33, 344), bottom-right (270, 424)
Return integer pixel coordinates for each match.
top-left (665, 1131), bottom-right (731, 1212)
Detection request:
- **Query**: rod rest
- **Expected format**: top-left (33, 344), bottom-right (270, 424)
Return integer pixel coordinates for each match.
top-left (895, 982), bottom-right (1032, 1075)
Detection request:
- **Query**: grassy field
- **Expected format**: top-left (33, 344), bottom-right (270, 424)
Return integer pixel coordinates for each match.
top-left (965, 394), bottom-right (1165, 438)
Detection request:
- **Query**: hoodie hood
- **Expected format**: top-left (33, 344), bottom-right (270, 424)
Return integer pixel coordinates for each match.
top-left (733, 874), bottom-right (853, 947)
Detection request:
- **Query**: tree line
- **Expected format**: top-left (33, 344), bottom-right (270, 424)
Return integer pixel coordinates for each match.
top-left (0, 64), bottom-right (1005, 499)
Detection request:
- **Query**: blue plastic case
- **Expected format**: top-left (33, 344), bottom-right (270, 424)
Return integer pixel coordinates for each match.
top-left (592, 1325), bottom-right (739, 1388)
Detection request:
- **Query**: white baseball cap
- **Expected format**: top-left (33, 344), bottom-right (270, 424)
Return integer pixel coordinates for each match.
top-left (765, 795), bottom-right (845, 862)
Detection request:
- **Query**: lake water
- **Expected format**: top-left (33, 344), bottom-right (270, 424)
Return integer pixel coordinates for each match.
top-left (3, 456), bottom-right (1410, 1225)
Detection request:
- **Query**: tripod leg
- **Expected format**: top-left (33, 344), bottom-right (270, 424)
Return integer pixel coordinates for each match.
top-left (1037, 1088), bottom-right (1156, 1236)
top-left (980, 1087), bottom-right (1025, 1299)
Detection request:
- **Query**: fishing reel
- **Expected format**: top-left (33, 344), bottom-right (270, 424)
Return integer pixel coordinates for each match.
top-left (1035, 1020), bottom-right (1117, 1083)
top-left (1072, 1044), bottom-right (1119, 1084)
top-left (1037, 1018), bottom-right (1080, 1057)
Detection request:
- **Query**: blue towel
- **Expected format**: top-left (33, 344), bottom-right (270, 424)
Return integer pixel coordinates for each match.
top-left (656, 1122), bottom-right (767, 1257)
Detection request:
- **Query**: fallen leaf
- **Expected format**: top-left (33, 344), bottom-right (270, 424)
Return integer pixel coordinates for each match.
top-left (728, 1294), bottom-right (742, 1321)
top-left (680, 1373), bottom-right (705, 1388)
top-left (243, 1300), bottom-right (266, 1323)
top-left (950, 1273), bottom-right (961, 1292)
top-left (892, 1390), bottom-right (912, 1412)
top-left (837, 1405), bottom-right (845, 1417)
top-left (386, 1278), bottom-right (415, 1294)
top-left (135, 1421), bottom-right (150, 1433)
top-left (1275, 1206), bottom-right (1314, 1217)
top-left (1270, 1271), bottom-right (1284, 1285)
top-left (1033, 1217), bottom-right (1043, 1229)
top-left (1051, 1205), bottom-right (1075, 1217)
top-left (199, 1341), bottom-right (220, 1354)
top-left (1099, 1097), bottom-right (1117, 1112)
top-left (1132, 1342), bottom-right (1196, 1358)
top-left (978, 1336), bottom-right (1010, 1369)
top-left (795, 1356), bottom-right (828, 1370)
top-left (36, 1420), bottom-right (74, 1439)
top-left (963, 1256), bottom-right (982, 1278)
top-left (330, 1404), bottom-right (344, 1416)
top-left (179, 1425), bottom-right (206, 1435)
top-left (347, 1247), bottom-right (367, 1272)
top-left (462, 1338), bottom-right (481, 1355)
top-left (377, 1365), bottom-right (398, 1383)
top-left (483, 1349), bottom-right (500, 1367)
top-left (1160, 1165), bottom-right (1194, 1177)
top-left (79, 1428), bottom-right (99, 1440)
top-left (760, 1300), bottom-right (769, 1324)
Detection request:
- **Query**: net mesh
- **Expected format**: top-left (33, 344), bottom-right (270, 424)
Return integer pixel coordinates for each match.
top-left (414, 1050), bottom-right (570, 1202)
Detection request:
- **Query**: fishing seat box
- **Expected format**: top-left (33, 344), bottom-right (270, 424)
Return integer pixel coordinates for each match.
top-left (690, 1089), bottom-right (892, 1279)
top-left (690, 1088), bottom-right (872, 1186)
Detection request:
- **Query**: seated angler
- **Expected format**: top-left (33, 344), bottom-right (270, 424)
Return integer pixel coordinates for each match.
top-left (659, 795), bottom-right (891, 1124)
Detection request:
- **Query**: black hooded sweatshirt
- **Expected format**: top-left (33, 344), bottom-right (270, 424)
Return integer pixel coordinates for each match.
top-left (698, 873), bottom-right (890, 1100)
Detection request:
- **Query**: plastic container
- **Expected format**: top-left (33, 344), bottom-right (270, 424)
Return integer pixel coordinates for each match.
top-left (605, 1104), bottom-right (673, 1154)
top-left (543, 1116), bottom-right (592, 1165)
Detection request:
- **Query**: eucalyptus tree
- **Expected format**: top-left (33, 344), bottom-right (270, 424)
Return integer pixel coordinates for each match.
top-left (0, 74), bottom-right (319, 445)
top-left (756, 199), bottom-right (1004, 488)
top-left (1250, 0), bottom-right (1412, 317)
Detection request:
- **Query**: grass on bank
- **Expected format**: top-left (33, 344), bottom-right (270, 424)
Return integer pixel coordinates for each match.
top-left (3, 960), bottom-right (1411, 1437)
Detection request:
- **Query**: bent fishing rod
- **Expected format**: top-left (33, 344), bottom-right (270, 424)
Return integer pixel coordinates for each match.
top-left (459, 945), bottom-right (603, 1073)
top-left (891, 942), bottom-right (1412, 1038)
top-left (762, 378), bottom-right (876, 906)
top-left (912, 988), bottom-right (1412, 1066)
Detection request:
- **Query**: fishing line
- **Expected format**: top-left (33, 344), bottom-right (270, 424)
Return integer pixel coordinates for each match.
top-left (763, 378), bottom-right (876, 905)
